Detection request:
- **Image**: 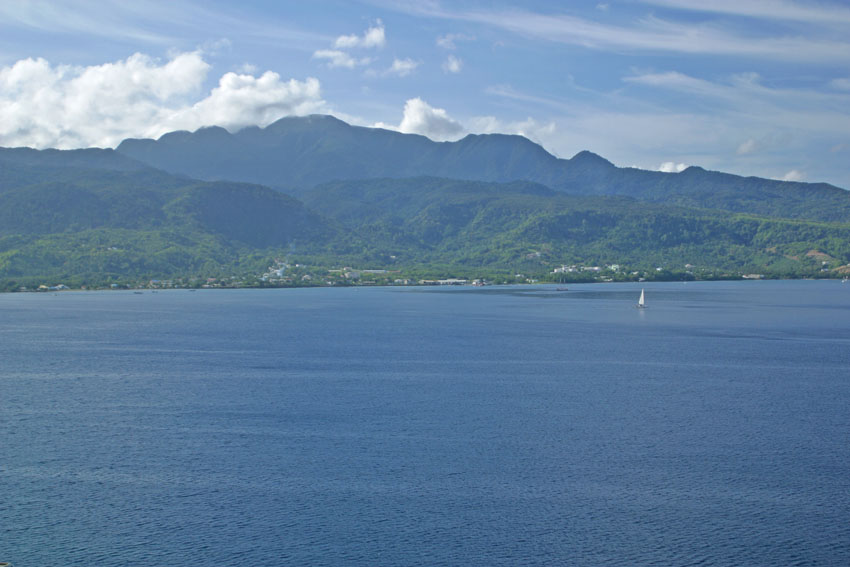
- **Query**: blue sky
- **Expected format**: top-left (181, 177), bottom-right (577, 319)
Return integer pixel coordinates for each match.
top-left (1, 0), bottom-right (849, 188)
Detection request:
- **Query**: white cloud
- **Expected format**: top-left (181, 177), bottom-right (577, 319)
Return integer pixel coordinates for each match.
top-left (659, 162), bottom-right (688, 172)
top-left (436, 33), bottom-right (475, 49)
top-left (312, 49), bottom-right (371, 69)
top-left (375, 97), bottom-right (465, 141)
top-left (0, 2), bottom-right (331, 54)
top-left (394, 4), bottom-right (850, 62)
top-left (642, 0), bottom-right (850, 25)
top-left (333, 20), bottom-right (386, 49)
top-left (737, 139), bottom-right (758, 155)
top-left (386, 58), bottom-right (420, 77)
top-left (782, 169), bottom-right (805, 182)
top-left (168, 72), bottom-right (325, 133)
top-left (625, 71), bottom-right (724, 96)
top-left (0, 52), bottom-right (327, 149)
top-left (442, 55), bottom-right (463, 73)
top-left (0, 1), bottom-right (176, 44)
top-left (316, 21), bottom-right (384, 71)
top-left (374, 99), bottom-right (557, 146)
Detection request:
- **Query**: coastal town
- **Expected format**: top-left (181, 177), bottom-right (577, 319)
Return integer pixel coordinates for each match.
top-left (16, 255), bottom-right (850, 293)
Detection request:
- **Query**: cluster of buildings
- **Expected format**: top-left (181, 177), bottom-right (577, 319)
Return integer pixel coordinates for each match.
top-left (553, 264), bottom-right (621, 274)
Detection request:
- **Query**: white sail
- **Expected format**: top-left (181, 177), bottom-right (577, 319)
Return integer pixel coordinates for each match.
top-left (638, 288), bottom-right (646, 308)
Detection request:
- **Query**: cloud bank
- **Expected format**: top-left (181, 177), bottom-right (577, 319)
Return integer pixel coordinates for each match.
top-left (0, 52), bottom-right (326, 149)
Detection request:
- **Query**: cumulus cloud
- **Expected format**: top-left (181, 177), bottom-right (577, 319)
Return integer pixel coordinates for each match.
top-left (333, 21), bottom-right (386, 49)
top-left (782, 169), bottom-right (805, 182)
top-left (314, 21), bottom-right (384, 72)
top-left (442, 55), bottom-right (463, 73)
top-left (659, 162), bottom-right (688, 172)
top-left (376, 99), bottom-right (560, 146)
top-left (375, 97), bottom-right (465, 141)
top-left (0, 52), bottom-right (326, 149)
top-left (167, 72), bottom-right (325, 133)
top-left (312, 49), bottom-right (371, 69)
top-left (386, 58), bottom-right (420, 77)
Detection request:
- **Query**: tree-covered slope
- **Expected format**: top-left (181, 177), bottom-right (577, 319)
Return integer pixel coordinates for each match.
top-left (0, 159), bottom-right (338, 286)
top-left (3, 148), bottom-right (849, 288)
top-left (302, 177), bottom-right (850, 274)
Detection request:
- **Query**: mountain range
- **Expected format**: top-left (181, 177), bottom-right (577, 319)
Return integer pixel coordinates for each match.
top-left (2, 114), bottom-right (849, 288)
top-left (115, 114), bottom-right (850, 223)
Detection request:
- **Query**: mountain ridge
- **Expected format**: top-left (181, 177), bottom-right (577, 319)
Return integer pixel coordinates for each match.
top-left (113, 114), bottom-right (849, 224)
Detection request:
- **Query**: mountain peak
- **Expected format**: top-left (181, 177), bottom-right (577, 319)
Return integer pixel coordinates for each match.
top-left (262, 113), bottom-right (350, 134)
top-left (194, 125), bottom-right (231, 138)
top-left (570, 150), bottom-right (615, 168)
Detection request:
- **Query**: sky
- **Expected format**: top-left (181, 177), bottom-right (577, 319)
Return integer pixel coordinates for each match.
top-left (1, 0), bottom-right (849, 188)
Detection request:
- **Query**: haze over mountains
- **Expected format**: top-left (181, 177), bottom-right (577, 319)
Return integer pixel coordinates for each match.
top-left (115, 114), bottom-right (850, 223)
top-left (2, 114), bottom-right (850, 288)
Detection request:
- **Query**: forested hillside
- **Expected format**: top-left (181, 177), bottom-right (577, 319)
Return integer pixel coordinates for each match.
top-left (3, 136), bottom-right (850, 290)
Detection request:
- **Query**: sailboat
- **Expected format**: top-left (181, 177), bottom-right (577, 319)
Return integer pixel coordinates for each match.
top-left (637, 288), bottom-right (646, 308)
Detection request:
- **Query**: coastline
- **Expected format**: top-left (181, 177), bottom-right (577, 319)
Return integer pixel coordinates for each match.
top-left (4, 272), bottom-right (846, 294)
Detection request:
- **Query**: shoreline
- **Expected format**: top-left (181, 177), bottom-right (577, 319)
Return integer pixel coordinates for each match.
top-left (4, 273), bottom-right (847, 294)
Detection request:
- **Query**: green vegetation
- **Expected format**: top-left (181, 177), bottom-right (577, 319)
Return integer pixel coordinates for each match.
top-left (0, 153), bottom-right (336, 289)
top-left (299, 177), bottom-right (850, 276)
top-left (2, 137), bottom-right (850, 292)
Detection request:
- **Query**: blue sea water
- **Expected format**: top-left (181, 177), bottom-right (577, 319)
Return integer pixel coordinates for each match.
top-left (1, 280), bottom-right (849, 566)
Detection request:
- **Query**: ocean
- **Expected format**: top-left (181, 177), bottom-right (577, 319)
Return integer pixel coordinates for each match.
top-left (2, 281), bottom-right (849, 566)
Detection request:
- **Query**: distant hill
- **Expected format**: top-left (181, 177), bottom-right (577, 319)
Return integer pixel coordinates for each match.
top-left (0, 146), bottom-right (149, 172)
top-left (0, 156), bottom-right (337, 287)
top-left (116, 115), bottom-right (564, 191)
top-left (115, 114), bottom-right (850, 223)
